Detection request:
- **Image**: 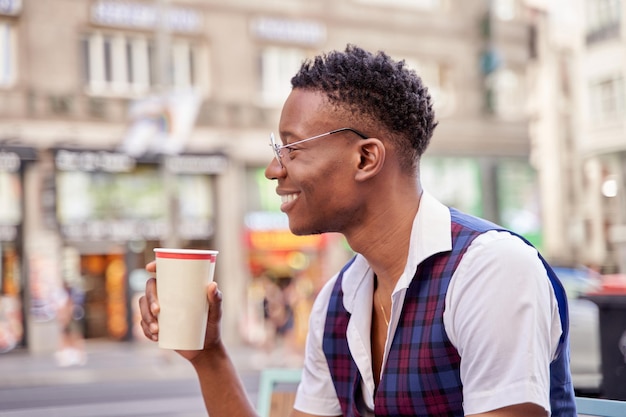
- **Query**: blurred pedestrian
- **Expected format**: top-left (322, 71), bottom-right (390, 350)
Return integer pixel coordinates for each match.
top-left (262, 275), bottom-right (294, 346)
top-left (138, 44), bottom-right (576, 416)
top-left (55, 282), bottom-right (86, 367)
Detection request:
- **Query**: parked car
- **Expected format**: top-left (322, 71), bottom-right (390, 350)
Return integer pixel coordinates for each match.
top-left (552, 267), bottom-right (603, 394)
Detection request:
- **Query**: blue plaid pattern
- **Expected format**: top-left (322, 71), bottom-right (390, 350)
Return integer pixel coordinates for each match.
top-left (322, 208), bottom-right (576, 416)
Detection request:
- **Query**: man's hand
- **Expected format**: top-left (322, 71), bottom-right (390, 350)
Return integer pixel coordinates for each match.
top-left (138, 260), bottom-right (224, 362)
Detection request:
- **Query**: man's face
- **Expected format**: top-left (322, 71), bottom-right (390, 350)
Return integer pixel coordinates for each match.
top-left (265, 89), bottom-right (367, 236)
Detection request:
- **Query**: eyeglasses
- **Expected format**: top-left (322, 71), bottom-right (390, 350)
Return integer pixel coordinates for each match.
top-left (269, 127), bottom-right (368, 168)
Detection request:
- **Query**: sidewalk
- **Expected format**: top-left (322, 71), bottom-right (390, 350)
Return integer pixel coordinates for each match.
top-left (0, 338), bottom-right (304, 390)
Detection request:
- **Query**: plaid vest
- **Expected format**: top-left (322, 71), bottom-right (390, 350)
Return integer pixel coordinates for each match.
top-left (323, 208), bottom-right (576, 416)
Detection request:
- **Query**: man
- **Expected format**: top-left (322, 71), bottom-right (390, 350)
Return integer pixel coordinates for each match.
top-left (139, 45), bottom-right (576, 416)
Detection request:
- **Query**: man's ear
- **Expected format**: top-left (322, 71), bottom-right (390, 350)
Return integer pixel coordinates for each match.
top-left (355, 138), bottom-right (385, 182)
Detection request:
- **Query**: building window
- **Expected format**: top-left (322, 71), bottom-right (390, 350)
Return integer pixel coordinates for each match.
top-left (492, 0), bottom-right (518, 21)
top-left (259, 46), bottom-right (306, 106)
top-left (405, 58), bottom-right (455, 116)
top-left (586, 0), bottom-right (622, 44)
top-left (171, 39), bottom-right (207, 88)
top-left (490, 68), bottom-right (525, 120)
top-left (589, 75), bottom-right (625, 123)
top-left (480, 65), bottom-right (525, 119)
top-left (82, 31), bottom-right (208, 96)
top-left (0, 21), bottom-right (16, 87)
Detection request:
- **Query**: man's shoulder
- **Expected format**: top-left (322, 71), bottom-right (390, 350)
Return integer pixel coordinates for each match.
top-left (449, 208), bottom-right (504, 233)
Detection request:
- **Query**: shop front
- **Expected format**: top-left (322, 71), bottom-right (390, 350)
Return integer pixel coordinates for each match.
top-left (242, 211), bottom-right (335, 352)
top-left (0, 146), bottom-right (37, 353)
top-left (241, 167), bottom-right (351, 352)
top-left (52, 148), bottom-right (226, 342)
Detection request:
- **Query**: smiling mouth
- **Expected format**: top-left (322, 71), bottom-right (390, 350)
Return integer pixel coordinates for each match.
top-left (281, 194), bottom-right (299, 204)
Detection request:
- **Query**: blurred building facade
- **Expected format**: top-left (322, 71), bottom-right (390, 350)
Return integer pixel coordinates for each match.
top-left (527, 0), bottom-right (626, 273)
top-left (575, 0), bottom-right (626, 274)
top-left (0, 0), bottom-right (549, 353)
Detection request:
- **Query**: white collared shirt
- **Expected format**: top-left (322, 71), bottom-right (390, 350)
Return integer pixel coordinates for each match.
top-left (293, 191), bottom-right (561, 416)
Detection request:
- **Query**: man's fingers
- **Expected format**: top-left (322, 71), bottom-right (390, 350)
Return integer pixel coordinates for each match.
top-left (145, 260), bottom-right (156, 274)
top-left (207, 281), bottom-right (222, 323)
top-left (145, 276), bottom-right (160, 316)
top-left (138, 276), bottom-right (159, 341)
top-left (139, 316), bottom-right (158, 341)
top-left (138, 292), bottom-right (158, 340)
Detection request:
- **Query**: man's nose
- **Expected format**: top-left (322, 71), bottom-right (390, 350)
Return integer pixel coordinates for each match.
top-left (264, 157), bottom-right (285, 180)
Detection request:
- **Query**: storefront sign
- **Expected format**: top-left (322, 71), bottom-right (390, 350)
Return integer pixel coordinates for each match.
top-left (244, 211), bottom-right (326, 251)
top-left (55, 149), bottom-right (135, 172)
top-left (0, 0), bottom-right (21, 16)
top-left (62, 220), bottom-right (167, 242)
top-left (250, 17), bottom-right (326, 45)
top-left (91, 0), bottom-right (203, 33)
top-left (61, 218), bottom-right (214, 241)
top-left (246, 230), bottom-right (326, 251)
top-left (165, 154), bottom-right (227, 174)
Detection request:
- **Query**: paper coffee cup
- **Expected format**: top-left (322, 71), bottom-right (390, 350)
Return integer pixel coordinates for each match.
top-left (154, 248), bottom-right (218, 350)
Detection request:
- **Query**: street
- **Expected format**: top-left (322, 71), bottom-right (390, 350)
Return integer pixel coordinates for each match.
top-left (0, 375), bottom-right (263, 417)
top-left (0, 340), bottom-right (297, 417)
top-left (0, 379), bottom-right (208, 417)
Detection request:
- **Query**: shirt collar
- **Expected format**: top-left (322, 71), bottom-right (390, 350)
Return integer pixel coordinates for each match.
top-left (342, 189), bottom-right (452, 309)
top-left (397, 189), bottom-right (452, 290)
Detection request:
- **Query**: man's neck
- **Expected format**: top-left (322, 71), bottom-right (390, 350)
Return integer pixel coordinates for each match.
top-left (347, 196), bottom-right (421, 288)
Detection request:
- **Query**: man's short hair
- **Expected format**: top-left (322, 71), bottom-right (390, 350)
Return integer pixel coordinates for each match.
top-left (291, 44), bottom-right (438, 172)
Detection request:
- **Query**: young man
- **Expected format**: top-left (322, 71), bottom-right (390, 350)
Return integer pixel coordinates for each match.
top-left (139, 45), bottom-right (576, 416)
